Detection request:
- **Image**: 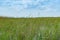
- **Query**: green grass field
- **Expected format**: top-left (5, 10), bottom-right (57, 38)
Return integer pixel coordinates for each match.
top-left (0, 17), bottom-right (60, 40)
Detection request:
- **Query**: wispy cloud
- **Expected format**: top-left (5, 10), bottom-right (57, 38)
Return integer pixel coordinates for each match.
top-left (0, 0), bottom-right (60, 17)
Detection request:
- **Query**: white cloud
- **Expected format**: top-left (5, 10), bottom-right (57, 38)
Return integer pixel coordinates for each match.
top-left (0, 0), bottom-right (60, 17)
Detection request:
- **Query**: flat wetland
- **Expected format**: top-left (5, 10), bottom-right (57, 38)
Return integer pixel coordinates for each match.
top-left (0, 17), bottom-right (60, 40)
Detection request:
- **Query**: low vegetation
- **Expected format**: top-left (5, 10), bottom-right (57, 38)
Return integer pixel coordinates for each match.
top-left (0, 17), bottom-right (60, 40)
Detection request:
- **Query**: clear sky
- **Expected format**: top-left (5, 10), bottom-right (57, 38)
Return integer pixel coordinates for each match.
top-left (0, 0), bottom-right (60, 17)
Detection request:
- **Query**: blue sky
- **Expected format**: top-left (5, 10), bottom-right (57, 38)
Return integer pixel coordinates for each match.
top-left (0, 0), bottom-right (60, 17)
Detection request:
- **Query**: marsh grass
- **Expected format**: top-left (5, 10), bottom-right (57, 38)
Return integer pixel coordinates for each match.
top-left (0, 17), bottom-right (60, 40)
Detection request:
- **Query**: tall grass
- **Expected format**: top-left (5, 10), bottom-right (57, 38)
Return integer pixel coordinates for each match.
top-left (0, 17), bottom-right (60, 40)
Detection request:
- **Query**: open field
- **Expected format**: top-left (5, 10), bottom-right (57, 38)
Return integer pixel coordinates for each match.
top-left (0, 17), bottom-right (60, 40)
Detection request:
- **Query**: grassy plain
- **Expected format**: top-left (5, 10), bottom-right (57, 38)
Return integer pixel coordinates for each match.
top-left (0, 17), bottom-right (60, 40)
